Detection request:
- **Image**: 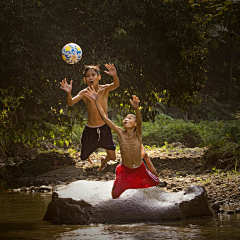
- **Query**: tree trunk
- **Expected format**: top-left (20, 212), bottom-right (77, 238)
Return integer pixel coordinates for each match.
top-left (226, 42), bottom-right (233, 103)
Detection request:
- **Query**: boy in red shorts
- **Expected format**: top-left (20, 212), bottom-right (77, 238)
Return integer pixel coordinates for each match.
top-left (87, 86), bottom-right (159, 199)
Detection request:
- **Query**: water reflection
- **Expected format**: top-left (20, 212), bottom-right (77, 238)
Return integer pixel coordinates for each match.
top-left (0, 192), bottom-right (239, 240)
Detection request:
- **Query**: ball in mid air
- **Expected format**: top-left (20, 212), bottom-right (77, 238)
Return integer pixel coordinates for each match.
top-left (61, 43), bottom-right (82, 64)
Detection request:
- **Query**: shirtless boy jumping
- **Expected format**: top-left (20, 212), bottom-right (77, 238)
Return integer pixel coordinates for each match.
top-left (87, 86), bottom-right (159, 199)
top-left (60, 64), bottom-right (119, 171)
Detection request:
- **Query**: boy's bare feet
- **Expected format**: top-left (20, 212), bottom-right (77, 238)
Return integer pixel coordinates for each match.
top-left (98, 156), bottom-right (109, 171)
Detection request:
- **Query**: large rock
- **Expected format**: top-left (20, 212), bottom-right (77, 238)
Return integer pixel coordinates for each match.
top-left (43, 180), bottom-right (214, 224)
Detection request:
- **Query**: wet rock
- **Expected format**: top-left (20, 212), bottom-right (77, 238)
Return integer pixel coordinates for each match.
top-left (39, 185), bottom-right (52, 192)
top-left (43, 180), bottom-right (214, 224)
top-left (158, 181), bottom-right (167, 188)
top-left (20, 187), bottom-right (29, 192)
top-left (180, 172), bottom-right (187, 177)
top-left (219, 208), bottom-right (225, 213)
top-left (12, 188), bottom-right (21, 192)
top-left (235, 208), bottom-right (240, 213)
top-left (211, 202), bottom-right (220, 211)
top-left (29, 186), bottom-right (37, 192)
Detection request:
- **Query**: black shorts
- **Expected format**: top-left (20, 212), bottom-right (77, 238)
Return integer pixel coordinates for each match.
top-left (80, 124), bottom-right (116, 160)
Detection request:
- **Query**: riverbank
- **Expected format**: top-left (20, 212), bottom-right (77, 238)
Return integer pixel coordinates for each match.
top-left (1, 144), bottom-right (239, 212)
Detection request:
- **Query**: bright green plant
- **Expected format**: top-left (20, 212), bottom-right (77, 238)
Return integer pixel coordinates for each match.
top-left (232, 159), bottom-right (239, 174)
top-left (211, 167), bottom-right (222, 174)
top-left (199, 177), bottom-right (211, 186)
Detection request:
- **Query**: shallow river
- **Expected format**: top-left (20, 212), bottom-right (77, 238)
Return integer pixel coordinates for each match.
top-left (0, 192), bottom-right (240, 240)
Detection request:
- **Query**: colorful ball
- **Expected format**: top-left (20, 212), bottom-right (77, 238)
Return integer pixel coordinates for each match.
top-left (61, 43), bottom-right (82, 64)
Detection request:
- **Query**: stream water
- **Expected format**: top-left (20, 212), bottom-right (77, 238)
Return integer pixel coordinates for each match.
top-left (0, 192), bottom-right (240, 240)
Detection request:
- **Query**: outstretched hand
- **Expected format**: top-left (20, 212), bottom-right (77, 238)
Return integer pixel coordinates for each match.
top-left (130, 95), bottom-right (140, 109)
top-left (104, 63), bottom-right (117, 76)
top-left (86, 86), bottom-right (98, 101)
top-left (60, 78), bottom-right (72, 93)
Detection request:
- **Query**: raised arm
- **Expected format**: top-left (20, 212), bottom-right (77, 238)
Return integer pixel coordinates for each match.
top-left (104, 63), bottom-right (120, 91)
top-left (130, 95), bottom-right (142, 136)
top-left (60, 78), bottom-right (83, 106)
top-left (86, 86), bottom-right (121, 134)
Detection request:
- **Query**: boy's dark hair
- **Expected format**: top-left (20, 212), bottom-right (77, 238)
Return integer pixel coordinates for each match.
top-left (83, 65), bottom-right (100, 76)
top-left (127, 114), bottom-right (137, 122)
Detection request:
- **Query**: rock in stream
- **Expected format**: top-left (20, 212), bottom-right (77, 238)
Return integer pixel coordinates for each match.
top-left (43, 180), bottom-right (214, 224)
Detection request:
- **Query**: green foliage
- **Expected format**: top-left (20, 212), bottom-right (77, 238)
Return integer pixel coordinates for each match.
top-left (187, 93), bottom-right (239, 121)
top-left (0, 0), bottom-right (207, 121)
top-left (195, 0), bottom-right (240, 104)
top-left (233, 159), bottom-right (238, 174)
top-left (196, 119), bottom-right (240, 146)
top-left (209, 141), bottom-right (240, 156)
top-left (225, 126), bottom-right (240, 143)
top-left (1, 0), bottom-right (239, 150)
top-left (0, 87), bottom-right (39, 151)
top-left (66, 114), bottom-right (240, 151)
top-left (0, 87), bottom-right (73, 156)
top-left (142, 114), bottom-right (203, 147)
top-left (43, 122), bottom-right (73, 148)
top-left (70, 123), bottom-right (85, 147)
top-left (211, 167), bottom-right (223, 175)
top-left (199, 177), bottom-right (211, 186)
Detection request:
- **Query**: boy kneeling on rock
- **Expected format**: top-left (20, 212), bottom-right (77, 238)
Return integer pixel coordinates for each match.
top-left (87, 86), bottom-right (159, 198)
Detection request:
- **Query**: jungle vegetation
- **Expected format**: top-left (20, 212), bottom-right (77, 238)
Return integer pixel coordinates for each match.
top-left (0, 0), bottom-right (240, 163)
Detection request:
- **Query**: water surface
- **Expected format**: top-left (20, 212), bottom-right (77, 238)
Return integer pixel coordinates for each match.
top-left (0, 192), bottom-right (239, 240)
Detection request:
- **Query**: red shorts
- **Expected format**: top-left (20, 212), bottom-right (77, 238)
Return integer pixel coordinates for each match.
top-left (112, 162), bottom-right (159, 198)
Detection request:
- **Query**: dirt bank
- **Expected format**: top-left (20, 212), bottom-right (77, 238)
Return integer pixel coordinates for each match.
top-left (1, 144), bottom-right (239, 211)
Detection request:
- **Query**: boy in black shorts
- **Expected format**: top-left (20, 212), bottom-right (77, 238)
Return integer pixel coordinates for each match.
top-left (60, 63), bottom-right (119, 170)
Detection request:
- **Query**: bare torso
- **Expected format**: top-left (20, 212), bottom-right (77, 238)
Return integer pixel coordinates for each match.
top-left (118, 130), bottom-right (143, 168)
top-left (81, 85), bottom-right (109, 126)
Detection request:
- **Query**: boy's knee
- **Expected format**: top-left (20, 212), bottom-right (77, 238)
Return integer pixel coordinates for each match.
top-left (111, 186), bottom-right (120, 199)
top-left (107, 150), bottom-right (116, 160)
top-left (112, 195), bottom-right (119, 199)
top-left (111, 191), bottom-right (120, 199)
